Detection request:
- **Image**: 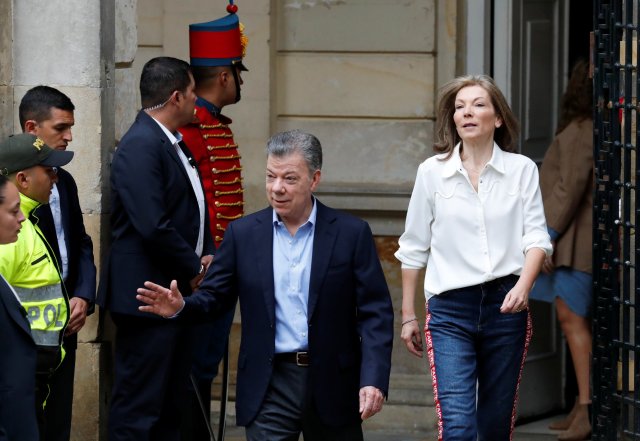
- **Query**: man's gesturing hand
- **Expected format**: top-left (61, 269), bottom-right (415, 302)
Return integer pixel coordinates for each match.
top-left (136, 280), bottom-right (185, 318)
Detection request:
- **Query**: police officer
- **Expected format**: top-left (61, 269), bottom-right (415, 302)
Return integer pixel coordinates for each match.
top-left (0, 133), bottom-right (74, 435)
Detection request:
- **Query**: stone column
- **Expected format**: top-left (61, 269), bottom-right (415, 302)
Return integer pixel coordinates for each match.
top-left (0, 0), bottom-right (12, 139)
top-left (11, 1), bottom-right (118, 439)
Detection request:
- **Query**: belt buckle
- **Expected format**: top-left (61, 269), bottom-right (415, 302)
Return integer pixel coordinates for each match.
top-left (296, 351), bottom-right (309, 367)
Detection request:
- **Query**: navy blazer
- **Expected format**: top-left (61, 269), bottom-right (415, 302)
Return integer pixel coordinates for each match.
top-left (0, 278), bottom-right (38, 441)
top-left (33, 168), bottom-right (97, 349)
top-left (98, 110), bottom-right (214, 317)
top-left (183, 201), bottom-right (394, 427)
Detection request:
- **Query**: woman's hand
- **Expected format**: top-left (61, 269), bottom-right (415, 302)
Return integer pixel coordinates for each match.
top-left (401, 318), bottom-right (424, 357)
top-left (500, 282), bottom-right (529, 314)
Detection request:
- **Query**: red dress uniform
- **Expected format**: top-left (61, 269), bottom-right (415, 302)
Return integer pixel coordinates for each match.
top-left (180, 102), bottom-right (243, 248)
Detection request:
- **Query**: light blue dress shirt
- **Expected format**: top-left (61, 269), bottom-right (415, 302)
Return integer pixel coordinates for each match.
top-left (272, 198), bottom-right (317, 353)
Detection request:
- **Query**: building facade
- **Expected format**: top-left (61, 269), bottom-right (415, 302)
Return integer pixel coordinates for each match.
top-left (0, 0), bottom-right (589, 438)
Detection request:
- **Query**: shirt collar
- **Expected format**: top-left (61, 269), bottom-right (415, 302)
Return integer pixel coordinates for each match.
top-left (442, 142), bottom-right (506, 178)
top-left (272, 197), bottom-right (318, 228)
top-left (196, 96), bottom-right (221, 117)
top-left (149, 115), bottom-right (183, 145)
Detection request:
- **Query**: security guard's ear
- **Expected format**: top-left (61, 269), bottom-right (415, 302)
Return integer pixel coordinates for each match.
top-left (24, 120), bottom-right (38, 135)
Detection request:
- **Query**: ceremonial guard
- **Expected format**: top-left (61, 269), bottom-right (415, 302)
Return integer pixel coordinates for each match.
top-left (178, 1), bottom-right (248, 438)
top-left (181, 0), bottom-right (247, 246)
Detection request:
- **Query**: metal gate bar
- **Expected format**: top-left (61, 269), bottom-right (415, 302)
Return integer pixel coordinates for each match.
top-left (593, 0), bottom-right (640, 438)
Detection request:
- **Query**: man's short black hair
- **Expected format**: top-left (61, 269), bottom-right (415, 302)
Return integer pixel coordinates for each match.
top-left (140, 57), bottom-right (192, 109)
top-left (19, 86), bottom-right (75, 130)
top-left (191, 65), bottom-right (227, 87)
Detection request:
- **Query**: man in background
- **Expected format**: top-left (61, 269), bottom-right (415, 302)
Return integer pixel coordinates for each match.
top-left (97, 56), bottom-right (214, 441)
top-left (19, 86), bottom-right (97, 441)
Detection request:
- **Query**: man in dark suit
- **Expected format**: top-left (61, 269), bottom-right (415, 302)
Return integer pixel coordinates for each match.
top-left (19, 85), bottom-right (97, 441)
top-left (97, 57), bottom-right (215, 441)
top-left (137, 130), bottom-right (394, 440)
top-left (0, 175), bottom-right (38, 441)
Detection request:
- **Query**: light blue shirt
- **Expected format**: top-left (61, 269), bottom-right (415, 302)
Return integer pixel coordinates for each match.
top-left (272, 198), bottom-right (317, 353)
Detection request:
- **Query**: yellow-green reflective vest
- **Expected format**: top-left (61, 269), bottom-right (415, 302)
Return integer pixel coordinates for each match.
top-left (0, 193), bottom-right (69, 352)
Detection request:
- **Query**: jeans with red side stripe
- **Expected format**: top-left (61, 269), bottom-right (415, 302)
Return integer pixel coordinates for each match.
top-left (424, 275), bottom-right (532, 441)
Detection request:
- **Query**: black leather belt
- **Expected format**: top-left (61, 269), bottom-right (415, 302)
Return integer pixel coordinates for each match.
top-left (274, 351), bottom-right (310, 367)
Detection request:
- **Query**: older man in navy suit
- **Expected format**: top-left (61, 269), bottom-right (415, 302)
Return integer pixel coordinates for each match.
top-left (97, 57), bottom-right (214, 441)
top-left (137, 130), bottom-right (394, 441)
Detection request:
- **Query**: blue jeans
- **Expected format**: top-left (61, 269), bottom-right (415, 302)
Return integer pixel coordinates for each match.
top-left (425, 275), bottom-right (532, 441)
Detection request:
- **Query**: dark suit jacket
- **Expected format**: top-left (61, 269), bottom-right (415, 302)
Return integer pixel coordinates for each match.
top-left (33, 167), bottom-right (97, 349)
top-left (183, 201), bottom-right (394, 427)
top-left (97, 110), bottom-right (214, 316)
top-left (0, 278), bottom-right (38, 441)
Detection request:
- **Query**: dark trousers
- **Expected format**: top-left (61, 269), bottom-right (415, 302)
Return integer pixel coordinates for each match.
top-left (182, 306), bottom-right (235, 441)
top-left (108, 313), bottom-right (193, 441)
top-left (425, 275), bottom-right (531, 441)
top-left (42, 348), bottom-right (75, 441)
top-left (245, 361), bottom-right (363, 441)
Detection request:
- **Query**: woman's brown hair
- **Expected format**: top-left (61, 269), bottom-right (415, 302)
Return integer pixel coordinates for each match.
top-left (433, 75), bottom-right (520, 159)
top-left (556, 60), bottom-right (592, 134)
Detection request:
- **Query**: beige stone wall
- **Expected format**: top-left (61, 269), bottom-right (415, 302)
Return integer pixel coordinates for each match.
top-left (275, 1), bottom-right (435, 228)
top-left (0, 0), bottom-right (12, 140)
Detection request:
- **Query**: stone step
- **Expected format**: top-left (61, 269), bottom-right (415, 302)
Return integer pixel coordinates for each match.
top-left (386, 373), bottom-right (433, 406)
top-left (210, 373), bottom-right (437, 433)
top-left (210, 405), bottom-right (437, 438)
top-left (363, 402), bottom-right (438, 432)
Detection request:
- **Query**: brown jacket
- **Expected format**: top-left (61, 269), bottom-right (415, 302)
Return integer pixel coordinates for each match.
top-left (539, 118), bottom-right (593, 273)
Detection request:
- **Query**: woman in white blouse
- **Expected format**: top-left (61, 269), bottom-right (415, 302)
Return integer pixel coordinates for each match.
top-left (395, 75), bottom-right (552, 441)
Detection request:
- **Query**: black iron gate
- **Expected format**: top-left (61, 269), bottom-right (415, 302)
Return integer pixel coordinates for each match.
top-left (593, 1), bottom-right (640, 439)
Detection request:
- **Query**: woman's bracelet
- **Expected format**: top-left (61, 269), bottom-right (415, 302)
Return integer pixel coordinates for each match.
top-left (401, 317), bottom-right (418, 326)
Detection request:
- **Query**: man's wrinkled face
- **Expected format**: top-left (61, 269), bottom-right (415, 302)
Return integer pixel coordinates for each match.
top-left (265, 152), bottom-right (320, 226)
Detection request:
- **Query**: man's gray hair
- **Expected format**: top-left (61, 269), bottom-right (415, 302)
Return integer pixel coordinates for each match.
top-left (266, 130), bottom-right (322, 175)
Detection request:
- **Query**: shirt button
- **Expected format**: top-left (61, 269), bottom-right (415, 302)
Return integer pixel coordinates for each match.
top-left (302, 332), bottom-right (307, 337)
